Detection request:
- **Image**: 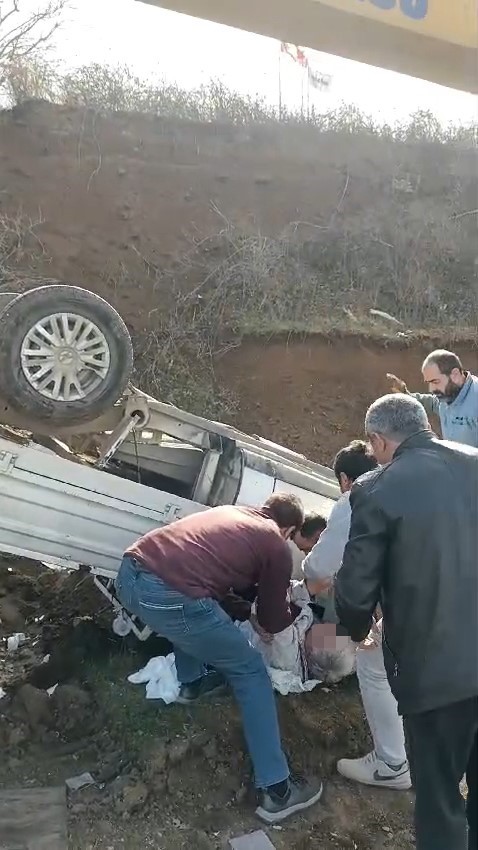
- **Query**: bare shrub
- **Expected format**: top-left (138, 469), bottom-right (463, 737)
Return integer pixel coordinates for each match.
top-left (4, 56), bottom-right (476, 146)
top-left (2, 53), bottom-right (59, 103)
top-left (59, 63), bottom-right (149, 113)
top-left (0, 1), bottom-right (65, 94)
top-left (130, 194), bottom-right (477, 416)
top-left (0, 209), bottom-right (45, 273)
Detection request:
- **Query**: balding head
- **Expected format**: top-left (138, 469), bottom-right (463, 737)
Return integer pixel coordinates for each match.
top-left (365, 393), bottom-right (429, 464)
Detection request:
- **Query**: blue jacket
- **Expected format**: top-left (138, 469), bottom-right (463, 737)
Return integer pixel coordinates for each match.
top-left (414, 372), bottom-right (478, 447)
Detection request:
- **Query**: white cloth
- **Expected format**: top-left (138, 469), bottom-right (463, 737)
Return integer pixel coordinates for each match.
top-left (302, 491), bottom-right (351, 582)
top-left (128, 653), bottom-right (180, 704)
top-left (237, 581), bottom-right (322, 695)
top-left (355, 621), bottom-right (407, 766)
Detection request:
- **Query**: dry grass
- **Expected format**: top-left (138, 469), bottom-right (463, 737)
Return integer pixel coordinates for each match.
top-left (0, 209), bottom-right (48, 283)
top-left (131, 209), bottom-right (478, 417)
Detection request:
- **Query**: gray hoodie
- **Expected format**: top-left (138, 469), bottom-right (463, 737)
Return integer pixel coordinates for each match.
top-left (414, 372), bottom-right (478, 447)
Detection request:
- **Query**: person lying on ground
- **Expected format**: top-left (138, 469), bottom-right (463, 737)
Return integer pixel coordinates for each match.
top-left (241, 579), bottom-right (318, 690)
top-left (243, 576), bottom-right (356, 688)
top-left (386, 348), bottom-right (478, 446)
top-left (335, 393), bottom-right (478, 850)
top-left (115, 494), bottom-right (324, 825)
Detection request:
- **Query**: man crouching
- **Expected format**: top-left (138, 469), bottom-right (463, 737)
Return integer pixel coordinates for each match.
top-left (115, 494), bottom-right (323, 824)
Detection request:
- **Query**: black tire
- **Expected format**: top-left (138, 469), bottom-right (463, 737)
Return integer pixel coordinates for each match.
top-left (0, 292), bottom-right (16, 313)
top-left (0, 285), bottom-right (133, 425)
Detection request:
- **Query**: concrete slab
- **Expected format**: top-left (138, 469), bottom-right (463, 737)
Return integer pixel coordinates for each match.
top-left (0, 786), bottom-right (67, 850)
top-left (229, 830), bottom-right (277, 850)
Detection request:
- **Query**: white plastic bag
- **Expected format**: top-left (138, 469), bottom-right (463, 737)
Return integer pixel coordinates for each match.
top-left (7, 633), bottom-right (26, 652)
top-left (128, 653), bottom-right (180, 704)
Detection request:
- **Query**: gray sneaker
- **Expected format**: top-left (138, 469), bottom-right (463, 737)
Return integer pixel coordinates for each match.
top-left (256, 777), bottom-right (324, 824)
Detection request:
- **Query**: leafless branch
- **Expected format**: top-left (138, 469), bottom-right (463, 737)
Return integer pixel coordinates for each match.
top-left (287, 221), bottom-right (329, 233)
top-left (86, 110), bottom-right (103, 191)
top-left (451, 209), bottom-right (478, 220)
top-left (0, 0), bottom-right (65, 75)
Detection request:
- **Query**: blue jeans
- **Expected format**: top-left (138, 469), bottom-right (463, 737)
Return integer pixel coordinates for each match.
top-left (115, 555), bottom-right (289, 789)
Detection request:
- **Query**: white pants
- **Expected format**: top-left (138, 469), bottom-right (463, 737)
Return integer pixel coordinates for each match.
top-left (356, 626), bottom-right (407, 766)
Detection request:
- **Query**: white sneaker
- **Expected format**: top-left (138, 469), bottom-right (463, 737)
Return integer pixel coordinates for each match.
top-left (337, 751), bottom-right (411, 790)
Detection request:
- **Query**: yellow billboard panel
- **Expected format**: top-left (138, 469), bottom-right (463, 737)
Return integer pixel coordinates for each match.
top-left (140, 1), bottom-right (478, 92)
top-left (316, 0), bottom-right (477, 49)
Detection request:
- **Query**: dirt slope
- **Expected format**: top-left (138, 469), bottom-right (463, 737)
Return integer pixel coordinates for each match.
top-left (1, 101), bottom-right (476, 458)
top-left (219, 335), bottom-right (478, 462)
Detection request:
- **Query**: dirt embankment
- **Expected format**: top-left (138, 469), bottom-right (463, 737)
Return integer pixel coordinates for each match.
top-left (4, 99), bottom-right (474, 305)
top-left (1, 100), bottom-right (477, 458)
top-left (219, 336), bottom-right (478, 463)
top-left (1, 100), bottom-right (477, 455)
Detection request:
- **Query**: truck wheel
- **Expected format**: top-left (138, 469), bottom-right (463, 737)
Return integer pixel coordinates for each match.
top-left (0, 292), bottom-right (16, 313)
top-left (0, 285), bottom-right (133, 425)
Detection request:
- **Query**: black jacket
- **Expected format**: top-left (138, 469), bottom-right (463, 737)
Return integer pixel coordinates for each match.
top-left (335, 431), bottom-right (478, 716)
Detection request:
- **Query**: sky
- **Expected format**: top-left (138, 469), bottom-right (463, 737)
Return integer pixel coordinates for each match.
top-left (15, 0), bottom-right (478, 125)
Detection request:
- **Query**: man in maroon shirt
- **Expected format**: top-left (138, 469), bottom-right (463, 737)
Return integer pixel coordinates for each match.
top-left (115, 494), bottom-right (324, 824)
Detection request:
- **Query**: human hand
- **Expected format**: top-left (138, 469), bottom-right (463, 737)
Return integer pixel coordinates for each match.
top-left (305, 576), bottom-right (332, 597)
top-left (359, 618), bottom-right (382, 651)
top-left (386, 373), bottom-right (408, 394)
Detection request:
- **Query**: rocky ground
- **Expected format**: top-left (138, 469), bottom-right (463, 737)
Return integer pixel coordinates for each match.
top-left (0, 557), bottom-right (415, 849)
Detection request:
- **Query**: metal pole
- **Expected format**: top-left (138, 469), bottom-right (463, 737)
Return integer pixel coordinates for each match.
top-left (278, 47), bottom-right (282, 120)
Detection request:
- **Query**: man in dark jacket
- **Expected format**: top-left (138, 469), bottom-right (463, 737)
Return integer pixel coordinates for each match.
top-left (115, 493), bottom-right (323, 825)
top-left (335, 393), bottom-right (478, 850)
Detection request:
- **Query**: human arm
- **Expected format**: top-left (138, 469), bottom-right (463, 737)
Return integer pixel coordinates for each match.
top-left (386, 373), bottom-right (439, 416)
top-left (256, 537), bottom-right (294, 635)
top-left (302, 496), bottom-right (350, 593)
top-left (334, 481), bottom-right (389, 643)
top-left (411, 391), bottom-right (439, 417)
top-left (220, 588), bottom-right (255, 622)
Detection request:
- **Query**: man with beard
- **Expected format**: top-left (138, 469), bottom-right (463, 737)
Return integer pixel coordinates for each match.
top-left (387, 349), bottom-right (478, 447)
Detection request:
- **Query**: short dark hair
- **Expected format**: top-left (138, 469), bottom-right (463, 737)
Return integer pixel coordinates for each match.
top-left (301, 512), bottom-right (327, 538)
top-left (422, 349), bottom-right (463, 376)
top-left (263, 493), bottom-right (304, 531)
top-left (333, 440), bottom-right (378, 483)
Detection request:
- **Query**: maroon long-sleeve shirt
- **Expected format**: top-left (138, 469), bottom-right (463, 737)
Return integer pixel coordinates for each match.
top-left (125, 505), bottom-right (294, 634)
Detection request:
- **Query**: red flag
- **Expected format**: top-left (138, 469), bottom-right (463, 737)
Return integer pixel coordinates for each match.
top-left (297, 47), bottom-right (308, 68)
top-left (280, 42), bottom-right (309, 68)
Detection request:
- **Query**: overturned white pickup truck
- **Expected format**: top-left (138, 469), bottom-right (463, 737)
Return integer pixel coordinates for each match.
top-left (0, 284), bottom-right (339, 635)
